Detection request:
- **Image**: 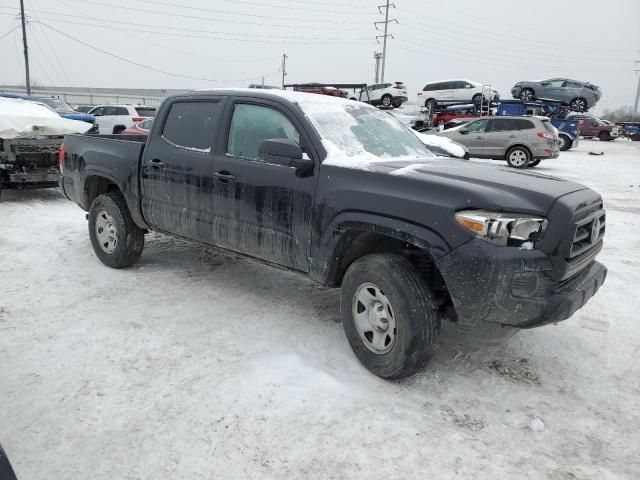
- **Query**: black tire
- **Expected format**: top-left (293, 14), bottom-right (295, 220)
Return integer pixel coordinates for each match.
top-left (528, 159), bottom-right (542, 167)
top-left (558, 134), bottom-right (572, 151)
top-left (569, 97), bottom-right (588, 112)
top-left (340, 254), bottom-right (438, 379)
top-left (88, 192), bottom-right (144, 268)
top-left (598, 131), bottom-right (611, 141)
top-left (380, 94), bottom-right (393, 108)
top-left (113, 125), bottom-right (126, 134)
top-left (391, 98), bottom-right (402, 108)
top-left (506, 146), bottom-right (531, 168)
top-left (519, 88), bottom-right (535, 101)
top-left (472, 93), bottom-right (485, 106)
top-left (424, 98), bottom-right (436, 112)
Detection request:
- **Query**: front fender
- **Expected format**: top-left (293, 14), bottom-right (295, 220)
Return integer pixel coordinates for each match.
top-left (310, 211), bottom-right (454, 285)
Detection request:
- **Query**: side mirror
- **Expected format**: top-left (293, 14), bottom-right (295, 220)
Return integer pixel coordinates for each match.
top-left (541, 82), bottom-right (550, 86)
top-left (459, 129), bottom-right (469, 135)
top-left (259, 138), bottom-right (311, 169)
top-left (465, 84), bottom-right (472, 88)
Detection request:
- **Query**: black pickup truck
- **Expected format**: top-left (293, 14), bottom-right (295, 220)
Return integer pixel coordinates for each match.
top-left (59, 89), bottom-right (607, 379)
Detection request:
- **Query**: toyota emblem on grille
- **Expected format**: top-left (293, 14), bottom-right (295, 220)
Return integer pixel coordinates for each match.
top-left (590, 217), bottom-right (601, 244)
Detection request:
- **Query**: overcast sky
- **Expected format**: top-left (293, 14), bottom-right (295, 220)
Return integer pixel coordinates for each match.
top-left (1, 0), bottom-right (638, 112)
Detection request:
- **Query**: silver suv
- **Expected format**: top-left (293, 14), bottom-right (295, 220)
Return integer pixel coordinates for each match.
top-left (435, 116), bottom-right (560, 168)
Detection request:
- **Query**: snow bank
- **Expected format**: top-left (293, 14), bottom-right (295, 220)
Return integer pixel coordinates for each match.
top-left (413, 131), bottom-right (467, 158)
top-left (0, 97), bottom-right (92, 139)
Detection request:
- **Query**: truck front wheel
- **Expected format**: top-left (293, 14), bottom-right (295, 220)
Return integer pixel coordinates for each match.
top-left (340, 254), bottom-right (438, 379)
top-left (88, 192), bottom-right (144, 268)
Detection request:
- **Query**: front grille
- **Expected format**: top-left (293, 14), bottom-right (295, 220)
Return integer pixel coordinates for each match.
top-left (568, 201), bottom-right (606, 260)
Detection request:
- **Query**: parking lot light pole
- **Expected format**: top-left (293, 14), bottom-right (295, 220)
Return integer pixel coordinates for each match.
top-left (634, 60), bottom-right (640, 121)
top-left (19, 0), bottom-right (31, 94)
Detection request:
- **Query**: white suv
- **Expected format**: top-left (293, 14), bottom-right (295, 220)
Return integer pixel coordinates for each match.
top-left (88, 104), bottom-right (157, 134)
top-left (417, 79), bottom-right (499, 109)
top-left (351, 82), bottom-right (408, 109)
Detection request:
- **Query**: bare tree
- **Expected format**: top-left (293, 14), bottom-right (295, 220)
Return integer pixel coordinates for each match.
top-left (601, 106), bottom-right (635, 122)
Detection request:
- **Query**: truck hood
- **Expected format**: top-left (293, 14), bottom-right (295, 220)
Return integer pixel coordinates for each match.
top-left (370, 157), bottom-right (588, 214)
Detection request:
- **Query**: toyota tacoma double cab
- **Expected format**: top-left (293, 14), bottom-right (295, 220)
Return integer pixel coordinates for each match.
top-left (59, 90), bottom-right (607, 379)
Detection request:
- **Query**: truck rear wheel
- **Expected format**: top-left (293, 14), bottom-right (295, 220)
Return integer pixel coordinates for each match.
top-left (340, 254), bottom-right (438, 379)
top-left (88, 192), bottom-right (144, 268)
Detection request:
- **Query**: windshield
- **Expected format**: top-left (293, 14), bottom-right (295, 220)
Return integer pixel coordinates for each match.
top-left (303, 102), bottom-right (432, 165)
top-left (36, 97), bottom-right (74, 112)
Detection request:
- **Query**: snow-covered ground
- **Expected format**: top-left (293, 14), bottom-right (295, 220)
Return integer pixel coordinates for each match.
top-left (1, 139), bottom-right (639, 479)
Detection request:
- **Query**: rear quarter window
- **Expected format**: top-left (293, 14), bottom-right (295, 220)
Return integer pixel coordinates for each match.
top-left (514, 119), bottom-right (535, 130)
top-left (162, 101), bottom-right (221, 151)
top-left (115, 107), bottom-right (129, 116)
top-left (135, 107), bottom-right (156, 117)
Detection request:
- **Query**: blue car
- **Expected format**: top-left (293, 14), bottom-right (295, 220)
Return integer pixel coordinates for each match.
top-left (0, 93), bottom-right (98, 133)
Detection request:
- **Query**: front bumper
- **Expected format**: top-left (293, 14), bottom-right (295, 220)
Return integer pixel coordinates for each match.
top-left (511, 86), bottom-right (522, 98)
top-left (437, 237), bottom-right (607, 329)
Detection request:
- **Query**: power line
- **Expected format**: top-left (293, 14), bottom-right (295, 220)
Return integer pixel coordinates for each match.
top-left (193, 0), bottom-right (373, 14)
top-left (392, 42), bottom-right (630, 74)
top-left (397, 8), bottom-right (635, 54)
top-left (0, 10), bottom-right (371, 44)
top-left (0, 4), bottom-right (367, 32)
top-left (395, 27), bottom-right (628, 64)
top-left (393, 32), bottom-right (627, 69)
top-left (0, 24), bottom-right (18, 41)
top-left (33, 21), bottom-right (280, 84)
top-left (70, 0), bottom-right (371, 25)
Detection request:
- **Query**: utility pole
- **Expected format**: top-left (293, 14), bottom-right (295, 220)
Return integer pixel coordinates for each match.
top-left (281, 53), bottom-right (287, 89)
top-left (634, 58), bottom-right (640, 121)
top-left (19, 0), bottom-right (31, 94)
top-left (373, 52), bottom-right (383, 83)
top-left (375, 1), bottom-right (397, 83)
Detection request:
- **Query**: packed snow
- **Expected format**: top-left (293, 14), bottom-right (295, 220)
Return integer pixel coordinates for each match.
top-left (0, 97), bottom-right (92, 139)
top-left (1, 139), bottom-right (639, 479)
top-left (412, 131), bottom-right (467, 158)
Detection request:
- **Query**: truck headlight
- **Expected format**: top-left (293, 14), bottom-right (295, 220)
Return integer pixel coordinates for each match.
top-left (455, 210), bottom-right (548, 247)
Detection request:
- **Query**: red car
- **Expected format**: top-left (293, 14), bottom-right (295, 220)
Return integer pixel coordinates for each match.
top-left (121, 118), bottom-right (153, 135)
top-left (431, 109), bottom-right (479, 126)
top-left (292, 83), bottom-right (348, 98)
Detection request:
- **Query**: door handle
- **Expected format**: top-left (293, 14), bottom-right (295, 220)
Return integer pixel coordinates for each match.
top-left (212, 170), bottom-right (236, 182)
top-left (475, 136), bottom-right (483, 139)
top-left (145, 159), bottom-right (166, 169)
top-left (508, 135), bottom-right (516, 138)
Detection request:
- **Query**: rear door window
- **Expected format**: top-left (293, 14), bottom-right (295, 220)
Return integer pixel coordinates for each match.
top-left (115, 107), bottom-right (129, 116)
top-left (103, 107), bottom-right (118, 116)
top-left (490, 118), bottom-right (515, 132)
top-left (135, 107), bottom-right (157, 117)
top-left (162, 101), bottom-right (221, 151)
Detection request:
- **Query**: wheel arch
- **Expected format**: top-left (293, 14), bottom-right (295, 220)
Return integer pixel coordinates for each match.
top-left (312, 213), bottom-right (452, 286)
top-left (82, 172), bottom-right (122, 210)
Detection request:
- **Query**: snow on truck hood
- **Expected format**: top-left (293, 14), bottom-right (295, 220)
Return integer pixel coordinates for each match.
top-left (0, 97), bottom-right (93, 139)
